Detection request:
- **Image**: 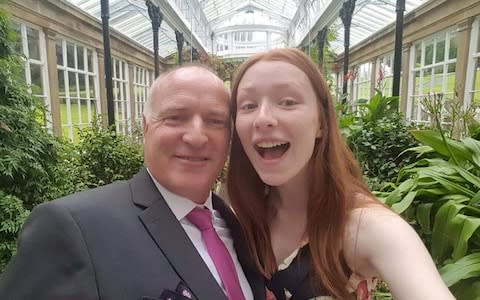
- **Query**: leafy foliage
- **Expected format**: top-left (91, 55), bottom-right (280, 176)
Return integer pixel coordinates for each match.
top-left (342, 92), bottom-right (418, 183)
top-left (0, 191), bottom-right (29, 271)
top-left (0, 9), bottom-right (66, 209)
top-left (65, 118), bottom-right (144, 189)
top-left (376, 130), bottom-right (480, 299)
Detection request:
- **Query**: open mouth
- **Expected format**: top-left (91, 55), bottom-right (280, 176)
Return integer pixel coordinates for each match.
top-left (255, 142), bottom-right (290, 160)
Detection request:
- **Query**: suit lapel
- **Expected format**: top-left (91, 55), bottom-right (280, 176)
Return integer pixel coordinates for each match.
top-left (213, 196), bottom-right (266, 300)
top-left (130, 169), bottom-right (227, 300)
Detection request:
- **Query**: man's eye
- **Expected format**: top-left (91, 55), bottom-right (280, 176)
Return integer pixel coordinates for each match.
top-left (209, 119), bottom-right (227, 126)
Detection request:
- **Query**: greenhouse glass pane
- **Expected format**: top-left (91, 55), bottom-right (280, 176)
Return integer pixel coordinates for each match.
top-left (26, 27), bottom-right (40, 60)
top-left (57, 70), bottom-right (65, 96)
top-left (67, 42), bottom-right (75, 68)
top-left (425, 42), bottom-right (434, 66)
top-left (30, 63), bottom-right (43, 93)
top-left (56, 40), bottom-right (63, 65)
top-left (77, 46), bottom-right (85, 70)
top-left (69, 71), bottom-right (78, 97)
top-left (415, 44), bottom-right (421, 67)
top-left (449, 35), bottom-right (457, 59)
top-left (87, 49), bottom-right (93, 72)
top-left (435, 38), bottom-right (445, 63)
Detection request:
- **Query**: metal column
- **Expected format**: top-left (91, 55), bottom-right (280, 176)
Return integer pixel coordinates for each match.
top-left (340, 0), bottom-right (356, 102)
top-left (392, 0), bottom-right (405, 96)
top-left (146, 0), bottom-right (163, 78)
top-left (100, 0), bottom-right (114, 127)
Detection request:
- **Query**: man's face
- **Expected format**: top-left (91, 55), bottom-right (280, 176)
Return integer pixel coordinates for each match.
top-left (143, 68), bottom-right (230, 204)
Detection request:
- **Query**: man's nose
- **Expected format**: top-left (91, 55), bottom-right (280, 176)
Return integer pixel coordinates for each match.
top-left (182, 117), bottom-right (208, 147)
top-left (254, 103), bottom-right (277, 129)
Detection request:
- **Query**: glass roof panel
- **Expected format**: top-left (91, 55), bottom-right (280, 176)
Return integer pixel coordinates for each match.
top-left (330, 0), bottom-right (425, 54)
top-left (66, 0), bottom-right (179, 57)
top-left (66, 0), bottom-right (427, 59)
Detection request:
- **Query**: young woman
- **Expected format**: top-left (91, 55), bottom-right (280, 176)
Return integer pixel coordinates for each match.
top-left (226, 48), bottom-right (454, 300)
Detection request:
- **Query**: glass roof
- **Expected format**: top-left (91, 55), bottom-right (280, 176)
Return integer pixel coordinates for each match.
top-left (65, 0), bottom-right (426, 58)
top-left (329, 0), bottom-right (425, 54)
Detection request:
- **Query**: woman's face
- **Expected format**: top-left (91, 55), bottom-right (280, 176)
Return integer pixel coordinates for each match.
top-left (235, 61), bottom-right (322, 187)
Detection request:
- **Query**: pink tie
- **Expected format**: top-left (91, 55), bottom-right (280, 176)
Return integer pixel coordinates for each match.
top-left (187, 207), bottom-right (246, 300)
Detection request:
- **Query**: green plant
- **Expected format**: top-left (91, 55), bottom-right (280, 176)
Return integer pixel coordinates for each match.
top-left (376, 130), bottom-right (480, 298)
top-left (0, 191), bottom-right (29, 271)
top-left (69, 117), bottom-right (144, 188)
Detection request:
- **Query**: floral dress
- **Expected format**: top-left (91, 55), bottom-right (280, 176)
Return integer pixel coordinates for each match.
top-left (265, 246), bottom-right (377, 300)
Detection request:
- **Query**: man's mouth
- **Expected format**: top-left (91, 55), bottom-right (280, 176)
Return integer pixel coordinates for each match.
top-left (175, 155), bottom-right (208, 162)
top-left (254, 141), bottom-right (290, 160)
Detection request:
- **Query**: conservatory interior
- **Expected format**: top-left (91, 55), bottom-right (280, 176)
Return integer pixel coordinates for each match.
top-left (1, 0), bottom-right (480, 298)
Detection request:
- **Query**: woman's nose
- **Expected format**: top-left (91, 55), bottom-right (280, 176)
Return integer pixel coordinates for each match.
top-left (253, 104), bottom-right (277, 129)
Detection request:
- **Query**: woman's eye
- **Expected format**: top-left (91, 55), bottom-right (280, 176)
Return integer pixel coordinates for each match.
top-left (279, 99), bottom-right (297, 106)
top-left (239, 103), bottom-right (257, 111)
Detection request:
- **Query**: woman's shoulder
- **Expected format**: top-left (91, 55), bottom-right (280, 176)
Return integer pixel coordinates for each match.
top-left (344, 203), bottom-right (415, 278)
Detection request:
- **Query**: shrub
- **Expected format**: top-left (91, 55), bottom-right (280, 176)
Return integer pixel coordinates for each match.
top-left (0, 191), bottom-right (29, 271)
top-left (347, 112), bottom-right (418, 183)
top-left (68, 118), bottom-right (144, 188)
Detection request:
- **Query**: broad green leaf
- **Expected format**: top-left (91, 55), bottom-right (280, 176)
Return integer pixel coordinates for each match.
top-left (385, 179), bottom-right (415, 205)
top-left (418, 169), bottom-right (475, 197)
top-left (470, 190), bottom-right (480, 206)
top-left (410, 130), bottom-right (471, 163)
top-left (450, 278), bottom-right (480, 300)
top-left (439, 252), bottom-right (480, 287)
top-left (392, 191), bottom-right (417, 214)
top-left (452, 215), bottom-right (480, 260)
top-left (432, 201), bottom-right (466, 262)
top-left (416, 203), bottom-right (434, 233)
top-left (399, 145), bottom-right (434, 158)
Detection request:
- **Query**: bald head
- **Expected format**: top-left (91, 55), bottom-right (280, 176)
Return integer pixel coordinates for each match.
top-left (144, 65), bottom-right (229, 119)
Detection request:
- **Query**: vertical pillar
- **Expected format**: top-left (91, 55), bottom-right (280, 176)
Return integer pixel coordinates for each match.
top-left (45, 29), bottom-right (62, 137)
top-left (128, 63), bottom-right (136, 130)
top-left (340, 0), bottom-right (356, 103)
top-left (370, 59), bottom-right (377, 97)
top-left (316, 27), bottom-right (328, 69)
top-left (266, 31), bottom-right (271, 50)
top-left (146, 0), bottom-right (163, 78)
top-left (400, 43), bottom-right (411, 114)
top-left (96, 49), bottom-right (108, 127)
top-left (175, 30), bottom-right (184, 65)
top-left (392, 0), bottom-right (405, 96)
top-left (101, 0), bottom-right (115, 128)
top-left (455, 18), bottom-right (473, 106)
top-left (210, 32), bottom-right (215, 54)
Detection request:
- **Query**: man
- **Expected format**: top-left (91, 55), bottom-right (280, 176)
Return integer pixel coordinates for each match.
top-left (0, 66), bottom-right (265, 300)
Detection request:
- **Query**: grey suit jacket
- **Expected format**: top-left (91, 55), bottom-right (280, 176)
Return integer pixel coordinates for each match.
top-left (0, 168), bottom-right (265, 300)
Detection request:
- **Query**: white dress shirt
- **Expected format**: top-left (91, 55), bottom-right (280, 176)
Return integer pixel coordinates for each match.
top-left (147, 171), bottom-right (254, 300)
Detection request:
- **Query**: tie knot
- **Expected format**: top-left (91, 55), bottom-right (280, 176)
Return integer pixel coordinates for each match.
top-left (187, 207), bottom-right (213, 231)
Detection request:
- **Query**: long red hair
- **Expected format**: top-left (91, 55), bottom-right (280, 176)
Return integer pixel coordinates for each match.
top-left (227, 48), bottom-right (372, 299)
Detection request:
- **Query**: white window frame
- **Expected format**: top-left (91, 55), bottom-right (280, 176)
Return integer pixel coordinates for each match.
top-left (14, 21), bottom-right (51, 131)
top-left (112, 57), bottom-right (131, 135)
top-left (376, 52), bottom-right (395, 97)
top-left (133, 65), bottom-right (151, 128)
top-left (353, 62), bottom-right (372, 101)
top-left (407, 28), bottom-right (457, 124)
top-left (57, 38), bottom-right (100, 141)
top-left (465, 17), bottom-right (480, 109)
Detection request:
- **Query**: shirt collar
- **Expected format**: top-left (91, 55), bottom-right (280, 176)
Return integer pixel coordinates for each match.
top-left (147, 168), bottom-right (213, 220)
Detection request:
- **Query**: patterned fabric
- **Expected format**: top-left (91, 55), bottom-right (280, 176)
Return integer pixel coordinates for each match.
top-left (265, 246), bottom-right (377, 300)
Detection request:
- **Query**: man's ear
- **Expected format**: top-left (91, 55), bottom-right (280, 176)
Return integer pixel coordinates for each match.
top-left (142, 115), bottom-right (148, 144)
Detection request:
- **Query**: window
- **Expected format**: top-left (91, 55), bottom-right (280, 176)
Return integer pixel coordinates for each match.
top-left (13, 22), bottom-right (51, 130)
top-left (465, 17), bottom-right (480, 110)
top-left (407, 29), bottom-right (457, 123)
top-left (113, 58), bottom-right (131, 135)
top-left (133, 66), bottom-right (151, 128)
top-left (353, 62), bottom-right (372, 100)
top-left (56, 38), bottom-right (100, 142)
top-left (376, 53), bottom-right (394, 97)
